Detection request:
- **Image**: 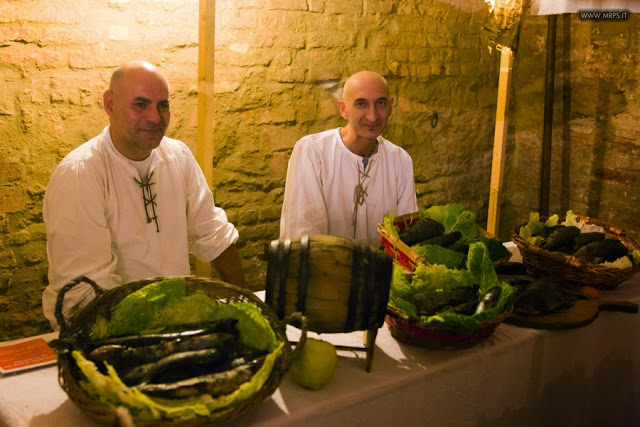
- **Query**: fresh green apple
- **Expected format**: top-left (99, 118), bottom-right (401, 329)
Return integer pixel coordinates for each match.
top-left (290, 338), bottom-right (338, 390)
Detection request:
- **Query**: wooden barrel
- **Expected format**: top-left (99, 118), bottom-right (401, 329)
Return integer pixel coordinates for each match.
top-left (265, 235), bottom-right (393, 333)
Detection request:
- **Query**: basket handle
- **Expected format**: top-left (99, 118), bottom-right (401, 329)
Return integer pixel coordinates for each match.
top-left (55, 275), bottom-right (104, 332)
top-left (282, 312), bottom-right (308, 363)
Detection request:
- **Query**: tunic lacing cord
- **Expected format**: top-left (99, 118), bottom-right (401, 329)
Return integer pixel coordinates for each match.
top-left (352, 159), bottom-right (372, 238)
top-left (134, 172), bottom-right (160, 232)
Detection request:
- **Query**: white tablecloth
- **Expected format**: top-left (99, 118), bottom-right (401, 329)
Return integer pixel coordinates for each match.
top-left (2, 247), bottom-right (640, 427)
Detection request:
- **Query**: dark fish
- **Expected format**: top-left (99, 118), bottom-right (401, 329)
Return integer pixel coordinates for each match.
top-left (422, 231), bottom-right (462, 248)
top-left (570, 232), bottom-right (605, 254)
top-left (87, 332), bottom-right (238, 365)
top-left (574, 238), bottom-right (629, 264)
top-left (453, 299), bottom-right (480, 315)
top-left (448, 241), bottom-right (470, 254)
top-left (136, 356), bottom-right (266, 398)
top-left (87, 344), bottom-right (126, 362)
top-left (541, 226), bottom-right (581, 252)
top-left (218, 347), bottom-right (268, 371)
top-left (119, 348), bottom-right (227, 386)
top-left (86, 318), bottom-right (239, 349)
top-left (414, 285), bottom-right (479, 316)
top-left (399, 218), bottom-right (445, 245)
top-left (475, 286), bottom-right (503, 314)
top-left (540, 224), bottom-right (564, 238)
top-left (149, 346), bottom-right (269, 385)
top-left (50, 319), bottom-right (239, 356)
top-left (513, 277), bottom-right (574, 315)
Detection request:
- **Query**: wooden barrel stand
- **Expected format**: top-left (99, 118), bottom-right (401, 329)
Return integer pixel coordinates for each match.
top-left (265, 235), bottom-right (393, 372)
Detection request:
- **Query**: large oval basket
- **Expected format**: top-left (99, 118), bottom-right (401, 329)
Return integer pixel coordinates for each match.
top-left (53, 276), bottom-right (307, 426)
top-left (511, 215), bottom-right (640, 290)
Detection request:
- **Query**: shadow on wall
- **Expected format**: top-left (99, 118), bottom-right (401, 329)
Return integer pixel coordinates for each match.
top-left (585, 18), bottom-right (629, 221)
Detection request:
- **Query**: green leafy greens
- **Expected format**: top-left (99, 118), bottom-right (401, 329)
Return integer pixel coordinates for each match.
top-left (518, 212), bottom-right (545, 246)
top-left (383, 204), bottom-right (510, 264)
top-left (388, 242), bottom-right (513, 333)
top-left (421, 203), bottom-right (477, 243)
top-left (412, 244), bottom-right (467, 269)
top-left (382, 212), bottom-right (400, 238)
top-left (91, 278), bottom-right (187, 339)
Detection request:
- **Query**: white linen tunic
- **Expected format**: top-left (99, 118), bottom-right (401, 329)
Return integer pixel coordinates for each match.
top-left (42, 127), bottom-right (238, 327)
top-left (279, 128), bottom-right (418, 246)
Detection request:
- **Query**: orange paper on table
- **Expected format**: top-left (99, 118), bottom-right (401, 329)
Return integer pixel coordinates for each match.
top-left (0, 337), bottom-right (57, 374)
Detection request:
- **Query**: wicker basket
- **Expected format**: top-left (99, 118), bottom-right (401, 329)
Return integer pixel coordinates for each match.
top-left (378, 212), bottom-right (511, 348)
top-left (377, 212), bottom-right (512, 271)
top-left (385, 305), bottom-right (508, 350)
top-left (53, 276), bottom-right (307, 426)
top-left (511, 215), bottom-right (640, 290)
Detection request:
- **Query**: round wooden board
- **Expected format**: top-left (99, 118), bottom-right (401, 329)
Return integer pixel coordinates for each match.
top-left (506, 299), bottom-right (638, 330)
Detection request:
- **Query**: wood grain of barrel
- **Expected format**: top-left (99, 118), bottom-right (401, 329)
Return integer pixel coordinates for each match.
top-left (265, 235), bottom-right (393, 334)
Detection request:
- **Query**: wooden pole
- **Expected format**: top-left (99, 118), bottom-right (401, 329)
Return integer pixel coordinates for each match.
top-left (195, 0), bottom-right (215, 278)
top-left (539, 14), bottom-right (557, 217)
top-left (487, 45), bottom-right (513, 237)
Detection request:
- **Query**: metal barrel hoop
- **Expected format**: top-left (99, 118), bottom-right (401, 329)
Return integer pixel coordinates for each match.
top-left (277, 239), bottom-right (292, 319)
top-left (265, 240), bottom-right (280, 308)
top-left (346, 240), bottom-right (362, 332)
top-left (296, 235), bottom-right (310, 314)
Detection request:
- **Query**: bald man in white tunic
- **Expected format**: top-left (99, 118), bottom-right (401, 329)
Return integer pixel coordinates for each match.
top-left (43, 61), bottom-right (245, 328)
top-left (279, 71), bottom-right (418, 246)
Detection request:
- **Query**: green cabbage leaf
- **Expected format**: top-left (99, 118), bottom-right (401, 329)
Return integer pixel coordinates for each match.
top-left (388, 242), bottom-right (514, 333)
top-left (421, 203), bottom-right (477, 243)
top-left (382, 212), bottom-right (400, 238)
top-left (412, 244), bottom-right (467, 269)
top-left (91, 278), bottom-right (187, 339)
